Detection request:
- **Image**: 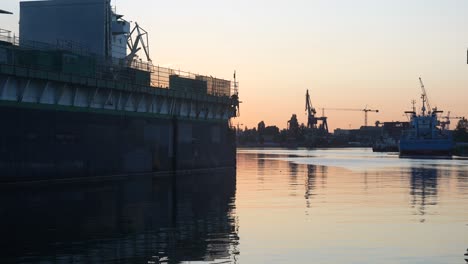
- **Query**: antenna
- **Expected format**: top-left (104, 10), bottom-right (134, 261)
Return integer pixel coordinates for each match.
top-left (419, 77), bottom-right (432, 115)
top-left (233, 70), bottom-right (238, 95)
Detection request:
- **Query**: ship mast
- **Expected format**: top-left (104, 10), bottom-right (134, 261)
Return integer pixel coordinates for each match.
top-left (419, 77), bottom-right (432, 116)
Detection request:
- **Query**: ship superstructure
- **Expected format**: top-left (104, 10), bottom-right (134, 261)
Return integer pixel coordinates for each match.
top-left (0, 0), bottom-right (240, 180)
top-left (399, 78), bottom-right (453, 156)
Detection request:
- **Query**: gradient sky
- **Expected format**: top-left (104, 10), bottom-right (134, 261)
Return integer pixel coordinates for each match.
top-left (1, 0), bottom-right (467, 130)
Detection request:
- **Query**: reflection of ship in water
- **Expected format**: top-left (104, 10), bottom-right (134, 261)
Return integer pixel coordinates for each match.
top-left (289, 162), bottom-right (299, 178)
top-left (409, 167), bottom-right (439, 223)
top-left (0, 171), bottom-right (238, 263)
top-left (288, 161), bottom-right (300, 196)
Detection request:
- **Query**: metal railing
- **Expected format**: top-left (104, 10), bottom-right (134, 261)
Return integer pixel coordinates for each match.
top-left (0, 29), bottom-right (13, 44)
top-left (0, 30), bottom-right (91, 56)
top-left (0, 28), bottom-right (237, 97)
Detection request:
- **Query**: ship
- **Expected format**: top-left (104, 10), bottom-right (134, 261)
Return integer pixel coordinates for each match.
top-left (372, 121), bottom-right (409, 152)
top-left (0, 0), bottom-right (240, 181)
top-left (399, 78), bottom-right (453, 156)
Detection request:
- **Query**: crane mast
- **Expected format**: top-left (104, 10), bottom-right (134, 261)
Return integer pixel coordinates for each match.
top-left (305, 90), bottom-right (317, 129)
top-left (363, 108), bottom-right (379, 127)
top-left (305, 90), bottom-right (328, 133)
top-left (419, 77), bottom-right (432, 115)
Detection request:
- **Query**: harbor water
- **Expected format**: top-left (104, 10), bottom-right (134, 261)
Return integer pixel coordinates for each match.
top-left (1, 148), bottom-right (468, 263)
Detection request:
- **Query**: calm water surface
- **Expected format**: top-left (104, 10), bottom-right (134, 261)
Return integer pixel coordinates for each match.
top-left (1, 148), bottom-right (467, 263)
top-left (236, 148), bottom-right (468, 263)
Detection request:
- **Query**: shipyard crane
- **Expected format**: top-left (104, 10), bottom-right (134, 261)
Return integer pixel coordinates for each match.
top-left (305, 90), bottom-right (328, 133)
top-left (305, 89), bottom-right (317, 128)
top-left (320, 107), bottom-right (379, 127)
top-left (0, 9), bottom-right (13, 14)
top-left (419, 77), bottom-right (433, 115)
top-left (418, 77), bottom-right (445, 117)
top-left (231, 71), bottom-right (241, 117)
top-left (126, 22), bottom-right (151, 65)
top-left (440, 111), bottom-right (464, 130)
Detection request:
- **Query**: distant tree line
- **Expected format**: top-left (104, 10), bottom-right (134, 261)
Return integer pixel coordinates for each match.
top-left (236, 115), bottom-right (331, 147)
top-left (237, 121), bottom-right (284, 146)
top-left (453, 118), bottom-right (468, 142)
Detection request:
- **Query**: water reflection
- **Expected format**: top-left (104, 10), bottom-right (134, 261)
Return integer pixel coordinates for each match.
top-left (288, 162), bottom-right (298, 178)
top-left (256, 153), bottom-right (266, 170)
top-left (304, 165), bottom-right (317, 209)
top-left (457, 167), bottom-right (468, 194)
top-left (304, 165), bottom-right (328, 209)
top-left (288, 162), bottom-right (299, 197)
top-left (409, 167), bottom-right (439, 223)
top-left (236, 149), bottom-right (468, 263)
top-left (0, 171), bottom-right (238, 264)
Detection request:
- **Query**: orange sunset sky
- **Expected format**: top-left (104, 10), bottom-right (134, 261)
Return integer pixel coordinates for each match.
top-left (1, 0), bottom-right (467, 131)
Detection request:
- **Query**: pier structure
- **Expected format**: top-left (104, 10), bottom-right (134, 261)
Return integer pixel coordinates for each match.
top-left (0, 31), bottom-right (238, 122)
top-left (0, 0), bottom-right (240, 179)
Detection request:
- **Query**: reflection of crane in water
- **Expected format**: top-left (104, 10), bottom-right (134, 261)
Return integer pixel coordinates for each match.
top-left (304, 164), bottom-right (327, 210)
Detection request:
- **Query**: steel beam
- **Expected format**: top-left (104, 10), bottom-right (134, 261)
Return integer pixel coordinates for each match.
top-left (104, 89), bottom-right (113, 107)
top-left (17, 80), bottom-right (30, 102)
top-left (0, 76), bottom-right (10, 99)
top-left (72, 86), bottom-right (79, 107)
top-left (156, 96), bottom-right (163, 114)
top-left (38, 81), bottom-right (50, 103)
top-left (135, 94), bottom-right (144, 112)
top-left (116, 91), bottom-right (122, 110)
top-left (123, 92), bottom-right (132, 110)
top-left (88, 87), bottom-right (100, 107)
top-left (55, 83), bottom-right (66, 104)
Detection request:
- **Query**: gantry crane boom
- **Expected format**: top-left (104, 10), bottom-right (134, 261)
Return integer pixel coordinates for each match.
top-left (0, 9), bottom-right (13, 14)
top-left (440, 111), bottom-right (465, 130)
top-left (320, 107), bottom-right (379, 127)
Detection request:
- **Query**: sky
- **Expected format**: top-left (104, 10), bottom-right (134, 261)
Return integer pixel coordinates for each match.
top-left (1, 0), bottom-right (467, 131)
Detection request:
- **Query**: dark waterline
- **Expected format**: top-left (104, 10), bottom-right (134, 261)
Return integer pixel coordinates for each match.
top-left (0, 170), bottom-right (238, 264)
top-left (1, 148), bottom-right (468, 263)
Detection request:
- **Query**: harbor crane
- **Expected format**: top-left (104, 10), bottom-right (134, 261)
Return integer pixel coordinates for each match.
top-left (419, 77), bottom-right (432, 115)
top-left (320, 107), bottom-right (379, 127)
top-left (418, 77), bottom-right (443, 116)
top-left (126, 23), bottom-right (151, 65)
top-left (0, 9), bottom-right (13, 14)
top-left (440, 111), bottom-right (464, 130)
top-left (305, 90), bottom-right (328, 133)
